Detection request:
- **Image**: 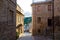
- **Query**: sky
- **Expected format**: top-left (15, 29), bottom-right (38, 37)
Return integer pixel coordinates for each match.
top-left (17, 0), bottom-right (45, 17)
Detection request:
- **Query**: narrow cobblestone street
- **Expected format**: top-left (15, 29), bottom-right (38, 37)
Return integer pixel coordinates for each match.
top-left (17, 32), bottom-right (53, 40)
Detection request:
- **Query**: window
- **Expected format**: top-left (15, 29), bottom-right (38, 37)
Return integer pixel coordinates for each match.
top-left (21, 28), bottom-right (22, 33)
top-left (37, 17), bottom-right (41, 23)
top-left (18, 16), bottom-right (21, 22)
top-left (10, 10), bottom-right (14, 23)
top-left (48, 19), bottom-right (52, 26)
top-left (38, 29), bottom-right (40, 33)
top-left (48, 5), bottom-right (51, 11)
top-left (37, 5), bottom-right (40, 12)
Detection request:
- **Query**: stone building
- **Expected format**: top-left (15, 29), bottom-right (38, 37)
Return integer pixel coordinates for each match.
top-left (32, 0), bottom-right (60, 39)
top-left (0, 0), bottom-right (16, 40)
top-left (16, 4), bottom-right (24, 37)
top-left (54, 0), bottom-right (60, 40)
top-left (31, 1), bottom-right (52, 36)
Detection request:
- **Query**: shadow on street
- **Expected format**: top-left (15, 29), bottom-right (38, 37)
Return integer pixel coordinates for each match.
top-left (17, 32), bottom-right (52, 40)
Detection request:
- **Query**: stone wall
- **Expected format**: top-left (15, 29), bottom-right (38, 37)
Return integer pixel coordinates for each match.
top-left (54, 0), bottom-right (60, 40)
top-left (31, 1), bottom-right (52, 36)
top-left (0, 0), bottom-right (16, 40)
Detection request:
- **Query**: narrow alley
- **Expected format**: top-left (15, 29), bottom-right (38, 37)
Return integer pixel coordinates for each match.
top-left (17, 32), bottom-right (52, 40)
top-left (16, 0), bottom-right (60, 40)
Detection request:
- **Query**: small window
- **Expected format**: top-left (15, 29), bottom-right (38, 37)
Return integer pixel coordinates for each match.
top-left (37, 5), bottom-right (40, 11)
top-left (21, 28), bottom-right (22, 33)
top-left (48, 19), bottom-right (52, 26)
top-left (48, 5), bottom-right (51, 11)
top-left (18, 16), bottom-right (21, 22)
top-left (38, 29), bottom-right (40, 33)
top-left (10, 10), bottom-right (14, 22)
top-left (37, 17), bottom-right (41, 23)
top-left (8, 10), bottom-right (14, 25)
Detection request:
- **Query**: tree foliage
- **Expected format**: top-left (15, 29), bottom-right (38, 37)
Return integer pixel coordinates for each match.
top-left (24, 17), bottom-right (32, 25)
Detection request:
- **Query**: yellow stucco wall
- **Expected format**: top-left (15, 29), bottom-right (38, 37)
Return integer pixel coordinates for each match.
top-left (16, 5), bottom-right (24, 36)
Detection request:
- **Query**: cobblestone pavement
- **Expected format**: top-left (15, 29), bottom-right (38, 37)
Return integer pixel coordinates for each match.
top-left (17, 32), bottom-right (53, 40)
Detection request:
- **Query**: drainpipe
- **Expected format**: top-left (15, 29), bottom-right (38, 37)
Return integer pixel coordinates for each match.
top-left (52, 0), bottom-right (54, 40)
